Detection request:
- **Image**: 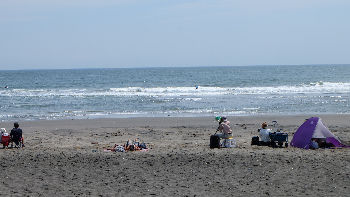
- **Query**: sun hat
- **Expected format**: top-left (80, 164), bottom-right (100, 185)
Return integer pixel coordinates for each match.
top-left (215, 116), bottom-right (221, 122)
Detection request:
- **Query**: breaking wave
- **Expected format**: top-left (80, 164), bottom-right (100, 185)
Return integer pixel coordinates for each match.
top-left (1, 82), bottom-right (349, 97)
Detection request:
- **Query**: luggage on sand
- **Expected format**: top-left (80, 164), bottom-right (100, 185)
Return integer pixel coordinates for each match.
top-left (210, 135), bottom-right (220, 149)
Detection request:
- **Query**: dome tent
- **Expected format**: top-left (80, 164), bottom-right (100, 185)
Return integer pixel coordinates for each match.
top-left (291, 117), bottom-right (348, 149)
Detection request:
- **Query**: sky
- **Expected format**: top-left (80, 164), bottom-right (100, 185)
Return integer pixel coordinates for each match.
top-left (0, 0), bottom-right (349, 70)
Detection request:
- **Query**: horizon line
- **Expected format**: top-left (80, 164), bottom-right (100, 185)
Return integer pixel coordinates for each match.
top-left (0, 63), bottom-right (349, 71)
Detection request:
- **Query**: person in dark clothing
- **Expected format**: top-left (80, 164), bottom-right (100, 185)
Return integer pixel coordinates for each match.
top-left (10, 122), bottom-right (23, 147)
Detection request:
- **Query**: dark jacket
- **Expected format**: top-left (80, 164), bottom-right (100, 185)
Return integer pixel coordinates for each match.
top-left (10, 128), bottom-right (22, 142)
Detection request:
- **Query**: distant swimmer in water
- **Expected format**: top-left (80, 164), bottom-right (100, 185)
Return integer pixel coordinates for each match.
top-left (4, 86), bottom-right (8, 89)
top-left (195, 85), bottom-right (199, 89)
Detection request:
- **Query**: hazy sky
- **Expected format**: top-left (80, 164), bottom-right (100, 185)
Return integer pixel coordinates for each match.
top-left (1, 0), bottom-right (349, 70)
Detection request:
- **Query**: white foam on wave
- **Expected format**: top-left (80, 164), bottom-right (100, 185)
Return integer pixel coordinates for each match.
top-left (233, 82), bottom-right (350, 95)
top-left (109, 87), bottom-right (227, 96)
top-left (0, 82), bottom-right (349, 97)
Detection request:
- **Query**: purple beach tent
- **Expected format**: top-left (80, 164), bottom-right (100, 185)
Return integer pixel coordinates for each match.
top-left (291, 117), bottom-right (349, 149)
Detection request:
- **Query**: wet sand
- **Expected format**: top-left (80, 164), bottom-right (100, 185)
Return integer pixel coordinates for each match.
top-left (0, 115), bottom-right (349, 196)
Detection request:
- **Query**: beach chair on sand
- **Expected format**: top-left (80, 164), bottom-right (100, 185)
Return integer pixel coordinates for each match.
top-left (11, 137), bottom-right (24, 148)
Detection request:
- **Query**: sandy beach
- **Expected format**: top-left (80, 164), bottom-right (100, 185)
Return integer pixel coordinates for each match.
top-left (0, 114), bottom-right (349, 196)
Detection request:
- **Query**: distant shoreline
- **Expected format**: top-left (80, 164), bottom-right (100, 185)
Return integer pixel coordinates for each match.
top-left (1, 112), bottom-right (350, 124)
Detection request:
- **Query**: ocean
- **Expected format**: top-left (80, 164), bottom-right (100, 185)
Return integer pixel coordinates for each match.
top-left (0, 65), bottom-right (349, 121)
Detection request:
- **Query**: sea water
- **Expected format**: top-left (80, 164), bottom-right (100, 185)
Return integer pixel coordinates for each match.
top-left (0, 65), bottom-right (349, 121)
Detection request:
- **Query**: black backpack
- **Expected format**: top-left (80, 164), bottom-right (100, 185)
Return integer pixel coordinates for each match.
top-left (210, 135), bottom-right (221, 149)
top-left (251, 136), bottom-right (259, 145)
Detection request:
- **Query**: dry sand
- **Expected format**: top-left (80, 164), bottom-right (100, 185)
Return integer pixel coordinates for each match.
top-left (0, 115), bottom-right (349, 196)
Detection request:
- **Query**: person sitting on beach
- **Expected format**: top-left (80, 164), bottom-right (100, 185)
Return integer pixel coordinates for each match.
top-left (124, 139), bottom-right (141, 151)
top-left (310, 138), bottom-right (319, 149)
top-left (10, 122), bottom-right (23, 147)
top-left (259, 122), bottom-right (272, 146)
top-left (215, 117), bottom-right (232, 139)
top-left (315, 138), bottom-right (334, 148)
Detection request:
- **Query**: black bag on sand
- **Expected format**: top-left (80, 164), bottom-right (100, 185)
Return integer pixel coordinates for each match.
top-left (210, 135), bottom-right (221, 149)
top-left (251, 136), bottom-right (259, 145)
